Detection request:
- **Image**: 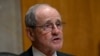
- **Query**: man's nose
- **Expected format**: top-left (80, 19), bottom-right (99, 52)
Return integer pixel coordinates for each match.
top-left (52, 24), bottom-right (60, 34)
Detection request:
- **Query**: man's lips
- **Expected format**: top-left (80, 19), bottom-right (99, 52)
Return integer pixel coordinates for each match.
top-left (52, 37), bottom-right (62, 43)
top-left (53, 38), bottom-right (61, 40)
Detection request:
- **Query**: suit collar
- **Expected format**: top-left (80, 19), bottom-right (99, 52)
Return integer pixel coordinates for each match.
top-left (21, 46), bottom-right (71, 56)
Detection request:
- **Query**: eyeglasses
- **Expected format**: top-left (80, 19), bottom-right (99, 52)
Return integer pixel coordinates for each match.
top-left (35, 21), bottom-right (65, 32)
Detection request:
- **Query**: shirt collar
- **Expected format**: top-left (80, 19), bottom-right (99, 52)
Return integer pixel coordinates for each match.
top-left (32, 46), bottom-right (57, 56)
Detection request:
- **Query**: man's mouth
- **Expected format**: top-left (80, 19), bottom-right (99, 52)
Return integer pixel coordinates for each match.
top-left (53, 38), bottom-right (60, 40)
top-left (52, 37), bottom-right (62, 43)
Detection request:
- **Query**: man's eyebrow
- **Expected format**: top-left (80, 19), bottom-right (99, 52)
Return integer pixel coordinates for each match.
top-left (44, 20), bottom-right (51, 24)
top-left (44, 19), bottom-right (62, 24)
top-left (56, 19), bottom-right (62, 22)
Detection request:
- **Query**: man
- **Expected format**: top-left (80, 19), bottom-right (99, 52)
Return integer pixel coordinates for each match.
top-left (20, 4), bottom-right (72, 56)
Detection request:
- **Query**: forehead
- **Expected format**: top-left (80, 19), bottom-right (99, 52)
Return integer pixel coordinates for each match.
top-left (35, 6), bottom-right (61, 24)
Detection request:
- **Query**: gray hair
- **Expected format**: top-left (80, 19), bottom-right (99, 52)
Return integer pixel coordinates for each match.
top-left (25, 4), bottom-right (51, 29)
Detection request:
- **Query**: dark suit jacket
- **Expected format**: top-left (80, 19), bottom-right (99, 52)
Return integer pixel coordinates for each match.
top-left (20, 47), bottom-right (73, 56)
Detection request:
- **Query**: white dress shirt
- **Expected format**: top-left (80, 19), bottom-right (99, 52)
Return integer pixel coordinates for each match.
top-left (32, 46), bottom-right (57, 56)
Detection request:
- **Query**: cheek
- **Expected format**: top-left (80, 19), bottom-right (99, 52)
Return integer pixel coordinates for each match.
top-left (58, 30), bottom-right (63, 37)
top-left (61, 31), bottom-right (63, 37)
top-left (41, 32), bottom-right (52, 40)
top-left (37, 31), bottom-right (52, 42)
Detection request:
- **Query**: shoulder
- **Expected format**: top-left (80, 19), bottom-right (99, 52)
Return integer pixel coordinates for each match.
top-left (20, 47), bottom-right (33, 56)
top-left (57, 51), bottom-right (74, 56)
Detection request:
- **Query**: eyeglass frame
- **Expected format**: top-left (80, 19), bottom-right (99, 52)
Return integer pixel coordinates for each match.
top-left (34, 21), bottom-right (66, 32)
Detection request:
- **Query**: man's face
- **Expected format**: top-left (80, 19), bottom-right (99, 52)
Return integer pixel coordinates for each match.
top-left (32, 7), bottom-right (63, 51)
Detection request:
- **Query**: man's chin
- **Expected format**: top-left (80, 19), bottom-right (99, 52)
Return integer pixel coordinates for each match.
top-left (52, 44), bottom-right (63, 51)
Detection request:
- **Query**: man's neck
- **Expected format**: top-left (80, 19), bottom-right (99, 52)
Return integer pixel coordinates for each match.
top-left (32, 46), bottom-right (57, 56)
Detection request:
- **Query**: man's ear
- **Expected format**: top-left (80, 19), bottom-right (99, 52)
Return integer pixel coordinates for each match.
top-left (26, 27), bottom-right (35, 41)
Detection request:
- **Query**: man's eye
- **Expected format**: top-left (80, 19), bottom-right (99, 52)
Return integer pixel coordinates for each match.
top-left (56, 23), bottom-right (62, 26)
top-left (44, 24), bottom-right (52, 28)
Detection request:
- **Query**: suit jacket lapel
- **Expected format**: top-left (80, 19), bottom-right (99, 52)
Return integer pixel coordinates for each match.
top-left (21, 47), bottom-right (33, 56)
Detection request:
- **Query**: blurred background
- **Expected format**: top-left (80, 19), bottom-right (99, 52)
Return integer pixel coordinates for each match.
top-left (0, 0), bottom-right (100, 56)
